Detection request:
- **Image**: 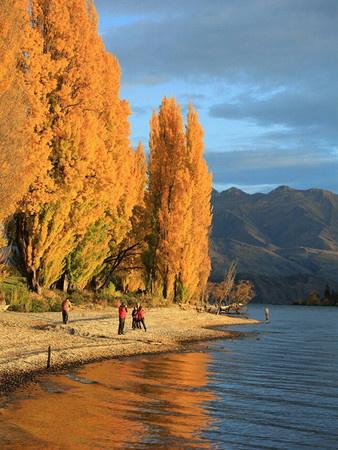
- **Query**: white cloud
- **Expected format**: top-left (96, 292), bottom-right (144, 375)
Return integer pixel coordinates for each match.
top-left (94, 0), bottom-right (338, 193)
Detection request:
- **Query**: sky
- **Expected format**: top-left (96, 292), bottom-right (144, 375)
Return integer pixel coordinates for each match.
top-left (94, 0), bottom-right (337, 194)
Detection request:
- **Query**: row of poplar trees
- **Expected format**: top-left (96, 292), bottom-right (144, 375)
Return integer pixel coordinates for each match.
top-left (0, 0), bottom-right (212, 303)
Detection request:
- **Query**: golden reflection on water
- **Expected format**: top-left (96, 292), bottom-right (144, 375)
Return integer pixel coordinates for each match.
top-left (0, 352), bottom-right (216, 448)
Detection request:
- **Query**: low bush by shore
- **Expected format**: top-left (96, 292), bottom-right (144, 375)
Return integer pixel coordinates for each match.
top-left (0, 276), bottom-right (172, 313)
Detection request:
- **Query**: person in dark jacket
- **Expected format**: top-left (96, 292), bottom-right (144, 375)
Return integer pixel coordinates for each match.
top-left (118, 302), bottom-right (128, 335)
top-left (132, 305), bottom-right (140, 329)
top-left (137, 305), bottom-right (146, 331)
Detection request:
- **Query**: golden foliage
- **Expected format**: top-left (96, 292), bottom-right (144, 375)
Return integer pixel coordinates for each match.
top-left (180, 102), bottom-right (212, 301)
top-left (12, 0), bottom-right (144, 291)
top-left (0, 0), bottom-right (31, 222)
top-left (2, 2), bottom-right (211, 297)
top-left (146, 96), bottom-right (212, 301)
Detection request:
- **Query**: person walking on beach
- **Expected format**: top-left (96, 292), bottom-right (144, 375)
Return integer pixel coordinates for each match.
top-left (61, 298), bottom-right (72, 324)
top-left (132, 305), bottom-right (140, 329)
top-left (137, 305), bottom-right (146, 332)
top-left (118, 302), bottom-right (128, 335)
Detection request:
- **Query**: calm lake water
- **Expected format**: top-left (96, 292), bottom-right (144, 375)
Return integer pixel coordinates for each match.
top-left (0, 305), bottom-right (337, 449)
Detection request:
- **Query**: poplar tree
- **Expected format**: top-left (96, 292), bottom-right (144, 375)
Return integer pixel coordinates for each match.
top-left (145, 97), bottom-right (187, 298)
top-left (145, 97), bottom-right (212, 301)
top-left (0, 0), bottom-right (30, 222)
top-left (92, 141), bottom-right (147, 291)
top-left (12, 0), bottom-right (141, 292)
top-left (181, 103), bottom-right (212, 301)
top-left (68, 140), bottom-right (146, 289)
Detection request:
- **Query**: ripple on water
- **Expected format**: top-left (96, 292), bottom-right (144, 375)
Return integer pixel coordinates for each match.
top-left (0, 305), bottom-right (336, 449)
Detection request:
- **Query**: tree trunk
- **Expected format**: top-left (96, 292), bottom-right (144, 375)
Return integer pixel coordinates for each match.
top-left (174, 276), bottom-right (177, 302)
top-left (61, 271), bottom-right (69, 292)
top-left (27, 269), bottom-right (41, 294)
top-left (163, 279), bottom-right (168, 299)
top-left (162, 265), bottom-right (169, 299)
top-left (14, 213), bottom-right (29, 278)
top-left (13, 214), bottom-right (42, 294)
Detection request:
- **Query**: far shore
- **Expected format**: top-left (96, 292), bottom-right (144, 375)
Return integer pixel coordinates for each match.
top-left (0, 305), bottom-right (260, 395)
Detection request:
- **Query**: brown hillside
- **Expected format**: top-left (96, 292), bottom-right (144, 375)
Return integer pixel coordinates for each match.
top-left (210, 186), bottom-right (338, 303)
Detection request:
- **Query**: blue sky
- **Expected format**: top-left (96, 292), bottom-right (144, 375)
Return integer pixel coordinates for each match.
top-left (94, 0), bottom-right (337, 194)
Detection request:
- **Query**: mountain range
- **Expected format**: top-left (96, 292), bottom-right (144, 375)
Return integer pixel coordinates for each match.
top-left (210, 186), bottom-right (337, 304)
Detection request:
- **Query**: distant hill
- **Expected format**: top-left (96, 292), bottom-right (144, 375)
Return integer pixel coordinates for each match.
top-left (210, 186), bottom-right (338, 304)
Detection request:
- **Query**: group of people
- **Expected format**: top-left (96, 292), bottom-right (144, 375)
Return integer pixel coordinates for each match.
top-left (61, 298), bottom-right (147, 335)
top-left (118, 303), bottom-right (146, 335)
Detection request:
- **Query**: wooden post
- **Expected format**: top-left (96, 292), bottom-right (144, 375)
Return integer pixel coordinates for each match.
top-left (265, 308), bottom-right (269, 322)
top-left (47, 346), bottom-right (51, 369)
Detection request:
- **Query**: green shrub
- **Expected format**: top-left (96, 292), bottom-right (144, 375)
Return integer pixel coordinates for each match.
top-left (146, 293), bottom-right (164, 308)
top-left (47, 297), bottom-right (62, 312)
top-left (1, 276), bottom-right (26, 297)
top-left (8, 284), bottom-right (31, 312)
top-left (3, 265), bottom-right (23, 278)
top-left (68, 289), bottom-right (94, 307)
top-left (30, 294), bottom-right (48, 313)
top-left (1, 277), bottom-right (173, 312)
top-left (102, 282), bottom-right (117, 297)
top-left (107, 297), bottom-right (121, 307)
top-left (98, 283), bottom-right (117, 303)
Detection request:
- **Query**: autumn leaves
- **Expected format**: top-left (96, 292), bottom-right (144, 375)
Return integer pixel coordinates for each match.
top-left (0, 0), bottom-right (212, 303)
top-left (145, 97), bottom-right (212, 301)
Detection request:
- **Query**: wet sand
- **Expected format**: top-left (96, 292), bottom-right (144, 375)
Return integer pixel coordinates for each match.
top-left (0, 306), bottom-right (260, 394)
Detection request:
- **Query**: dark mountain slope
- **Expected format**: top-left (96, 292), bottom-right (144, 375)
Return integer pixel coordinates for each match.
top-left (210, 186), bottom-right (337, 303)
top-left (236, 273), bottom-right (337, 305)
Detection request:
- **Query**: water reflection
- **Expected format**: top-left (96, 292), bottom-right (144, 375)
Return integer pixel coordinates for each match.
top-left (1, 306), bottom-right (337, 448)
top-left (0, 352), bottom-right (215, 448)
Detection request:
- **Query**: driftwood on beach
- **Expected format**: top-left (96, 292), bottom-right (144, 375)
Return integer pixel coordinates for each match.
top-left (219, 304), bottom-right (244, 314)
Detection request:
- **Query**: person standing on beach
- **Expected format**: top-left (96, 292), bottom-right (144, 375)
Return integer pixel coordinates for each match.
top-left (137, 305), bottom-right (147, 332)
top-left (132, 305), bottom-right (140, 329)
top-left (61, 298), bottom-right (72, 324)
top-left (118, 302), bottom-right (128, 335)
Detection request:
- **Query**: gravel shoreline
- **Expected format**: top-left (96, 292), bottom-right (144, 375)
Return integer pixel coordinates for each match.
top-left (0, 306), bottom-right (260, 395)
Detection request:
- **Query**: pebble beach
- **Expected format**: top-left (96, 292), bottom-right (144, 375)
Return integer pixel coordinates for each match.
top-left (0, 306), bottom-right (260, 395)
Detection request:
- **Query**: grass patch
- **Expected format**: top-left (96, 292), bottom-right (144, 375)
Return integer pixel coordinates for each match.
top-left (0, 276), bottom-right (30, 312)
top-left (0, 276), bottom-right (172, 312)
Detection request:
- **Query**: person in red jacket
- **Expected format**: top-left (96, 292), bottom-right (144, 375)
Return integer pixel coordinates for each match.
top-left (61, 298), bottom-right (72, 324)
top-left (118, 302), bottom-right (128, 335)
top-left (137, 305), bottom-right (146, 332)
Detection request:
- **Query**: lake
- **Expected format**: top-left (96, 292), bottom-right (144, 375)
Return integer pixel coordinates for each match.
top-left (0, 305), bottom-right (337, 449)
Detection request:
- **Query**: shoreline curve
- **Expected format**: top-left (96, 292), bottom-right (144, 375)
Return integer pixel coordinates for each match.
top-left (0, 306), bottom-right (260, 395)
